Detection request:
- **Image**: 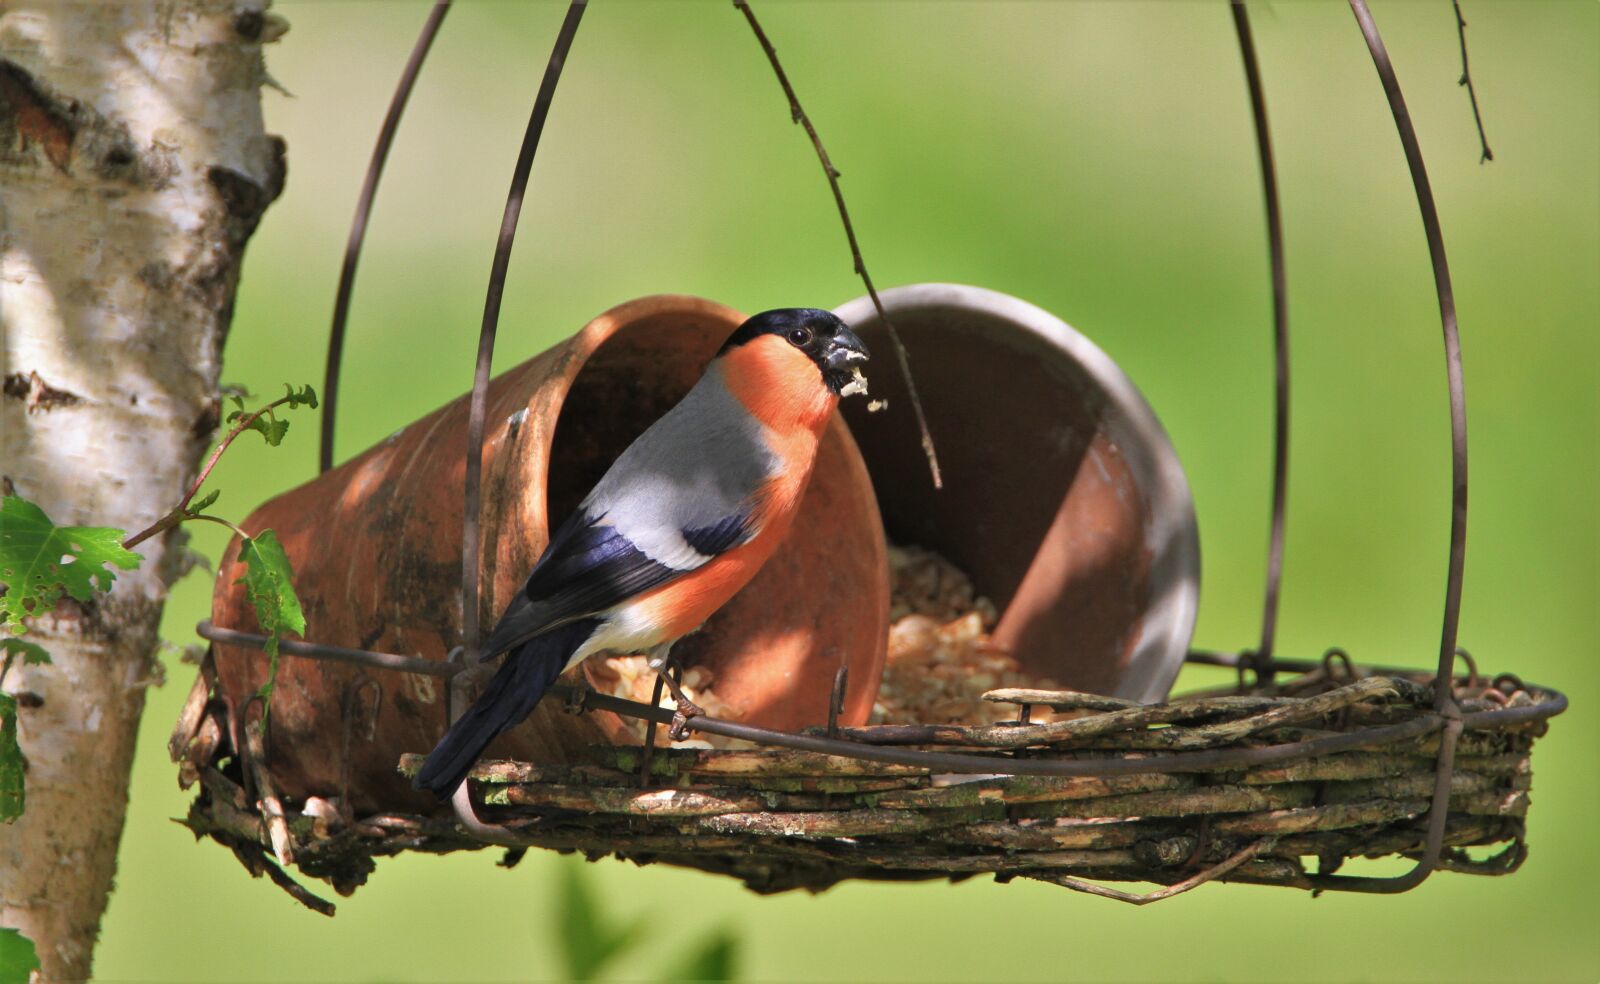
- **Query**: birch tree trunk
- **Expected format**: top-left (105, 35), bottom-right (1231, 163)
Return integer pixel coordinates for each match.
top-left (0, 2), bottom-right (282, 978)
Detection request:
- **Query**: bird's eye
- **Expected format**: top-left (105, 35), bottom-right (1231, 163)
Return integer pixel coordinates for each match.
top-left (787, 327), bottom-right (812, 346)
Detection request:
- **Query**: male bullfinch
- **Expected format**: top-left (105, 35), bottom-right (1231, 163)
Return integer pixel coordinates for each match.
top-left (415, 308), bottom-right (871, 799)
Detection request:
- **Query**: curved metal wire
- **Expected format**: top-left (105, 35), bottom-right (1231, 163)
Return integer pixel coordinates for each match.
top-left (320, 1), bottom-right (452, 474)
top-left (1230, 2), bottom-right (1291, 678)
top-left (1346, 1), bottom-right (1471, 702)
top-left (460, 0), bottom-right (588, 671)
top-left (450, 0), bottom-right (589, 840)
top-left (1297, 0), bottom-right (1474, 896)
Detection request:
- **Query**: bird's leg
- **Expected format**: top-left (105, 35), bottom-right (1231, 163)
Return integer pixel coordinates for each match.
top-left (647, 643), bottom-right (703, 741)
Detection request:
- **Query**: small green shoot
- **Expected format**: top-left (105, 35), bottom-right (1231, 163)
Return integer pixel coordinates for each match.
top-left (225, 383), bottom-right (316, 448)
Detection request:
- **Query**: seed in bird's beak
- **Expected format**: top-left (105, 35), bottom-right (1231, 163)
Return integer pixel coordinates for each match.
top-left (839, 366), bottom-right (869, 398)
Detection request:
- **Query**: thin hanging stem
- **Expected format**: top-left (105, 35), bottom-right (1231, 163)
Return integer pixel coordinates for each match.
top-left (733, 0), bottom-right (943, 490)
top-left (1451, 0), bottom-right (1493, 164)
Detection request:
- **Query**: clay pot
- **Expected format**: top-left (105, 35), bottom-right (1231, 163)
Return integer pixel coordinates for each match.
top-left (211, 296), bottom-right (889, 814)
top-left (834, 284), bottom-right (1198, 703)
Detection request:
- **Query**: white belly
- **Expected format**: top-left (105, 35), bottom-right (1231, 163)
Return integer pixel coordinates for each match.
top-left (563, 601), bottom-right (667, 669)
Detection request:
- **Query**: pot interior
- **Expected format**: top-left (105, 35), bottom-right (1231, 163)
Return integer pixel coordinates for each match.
top-left (838, 286), bottom-right (1197, 702)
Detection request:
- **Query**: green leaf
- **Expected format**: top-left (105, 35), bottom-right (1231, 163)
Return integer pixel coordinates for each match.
top-left (0, 638), bottom-right (49, 667)
top-left (0, 496), bottom-right (141, 633)
top-left (227, 412), bottom-right (289, 447)
top-left (284, 382), bottom-right (318, 409)
top-left (0, 927), bottom-right (41, 984)
top-left (558, 860), bottom-right (645, 981)
top-left (188, 489), bottom-right (221, 515)
top-left (235, 531), bottom-right (304, 713)
top-left (259, 417), bottom-right (290, 446)
top-left (0, 693), bottom-right (25, 823)
top-left (661, 929), bottom-right (738, 982)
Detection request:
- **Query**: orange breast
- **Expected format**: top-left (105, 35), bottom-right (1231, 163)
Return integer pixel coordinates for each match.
top-left (633, 338), bottom-right (837, 639)
top-left (630, 511), bottom-right (799, 639)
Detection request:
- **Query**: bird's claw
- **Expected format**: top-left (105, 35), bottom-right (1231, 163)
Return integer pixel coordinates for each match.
top-left (668, 697), bottom-right (703, 742)
top-left (659, 669), bottom-right (705, 741)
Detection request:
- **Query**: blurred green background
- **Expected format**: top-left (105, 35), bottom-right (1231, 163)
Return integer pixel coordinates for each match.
top-left (90, 1), bottom-right (1596, 980)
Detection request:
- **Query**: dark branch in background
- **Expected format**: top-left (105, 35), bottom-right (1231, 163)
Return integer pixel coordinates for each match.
top-left (1451, 0), bottom-right (1493, 164)
top-left (1230, 2), bottom-right (1290, 677)
top-left (321, 1), bottom-right (452, 473)
top-left (733, 0), bottom-right (943, 490)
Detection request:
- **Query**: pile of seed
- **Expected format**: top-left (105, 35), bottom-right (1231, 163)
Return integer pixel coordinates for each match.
top-left (581, 543), bottom-right (1065, 742)
top-left (872, 544), bottom-right (1064, 725)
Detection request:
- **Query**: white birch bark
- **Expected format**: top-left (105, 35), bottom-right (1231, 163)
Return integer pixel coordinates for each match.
top-left (0, 3), bottom-right (283, 979)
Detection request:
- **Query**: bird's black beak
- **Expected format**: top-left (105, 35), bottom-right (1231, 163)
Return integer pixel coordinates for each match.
top-left (823, 325), bottom-right (870, 370)
top-left (820, 325), bottom-right (870, 397)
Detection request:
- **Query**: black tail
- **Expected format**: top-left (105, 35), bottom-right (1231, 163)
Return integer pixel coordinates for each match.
top-left (413, 618), bottom-right (599, 799)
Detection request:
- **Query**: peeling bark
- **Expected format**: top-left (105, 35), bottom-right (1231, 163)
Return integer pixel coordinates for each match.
top-left (0, 3), bottom-right (282, 979)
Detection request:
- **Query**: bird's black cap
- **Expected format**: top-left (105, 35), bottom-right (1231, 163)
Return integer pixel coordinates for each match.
top-left (719, 308), bottom-right (870, 395)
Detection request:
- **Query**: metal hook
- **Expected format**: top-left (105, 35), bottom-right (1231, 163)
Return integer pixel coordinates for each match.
top-left (1321, 647), bottom-right (1356, 685)
top-left (826, 665), bottom-right (849, 739)
top-left (1451, 646), bottom-right (1480, 691)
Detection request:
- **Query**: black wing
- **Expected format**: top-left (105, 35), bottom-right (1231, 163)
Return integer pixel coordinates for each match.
top-left (476, 510), bottom-right (680, 658)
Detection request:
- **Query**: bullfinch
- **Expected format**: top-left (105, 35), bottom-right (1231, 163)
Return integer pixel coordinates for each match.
top-left (415, 308), bottom-right (871, 799)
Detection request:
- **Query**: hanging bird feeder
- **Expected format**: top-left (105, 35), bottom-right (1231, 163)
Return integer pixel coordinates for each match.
top-left (169, 0), bottom-right (1566, 912)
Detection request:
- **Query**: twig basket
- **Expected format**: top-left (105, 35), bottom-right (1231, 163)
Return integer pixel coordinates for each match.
top-left (171, 637), bottom-right (1561, 910)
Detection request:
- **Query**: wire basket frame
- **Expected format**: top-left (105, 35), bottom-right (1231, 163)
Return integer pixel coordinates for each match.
top-left (182, 0), bottom-right (1565, 907)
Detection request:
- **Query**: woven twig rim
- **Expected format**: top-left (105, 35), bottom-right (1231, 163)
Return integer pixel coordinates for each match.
top-left (172, 640), bottom-right (1558, 912)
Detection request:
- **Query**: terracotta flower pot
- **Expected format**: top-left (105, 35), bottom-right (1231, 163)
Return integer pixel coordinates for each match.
top-left (835, 284), bottom-right (1199, 703)
top-left (210, 296), bottom-right (889, 814)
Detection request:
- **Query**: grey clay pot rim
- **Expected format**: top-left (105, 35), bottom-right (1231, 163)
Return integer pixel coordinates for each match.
top-left (834, 282), bottom-right (1201, 704)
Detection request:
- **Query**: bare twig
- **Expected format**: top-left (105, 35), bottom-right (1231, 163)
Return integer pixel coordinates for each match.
top-left (1451, 0), bottom-right (1493, 163)
top-left (224, 840), bottom-right (336, 916)
top-left (733, 0), bottom-right (943, 489)
top-left (1032, 837), bottom-right (1275, 904)
top-left (243, 715), bottom-right (294, 866)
